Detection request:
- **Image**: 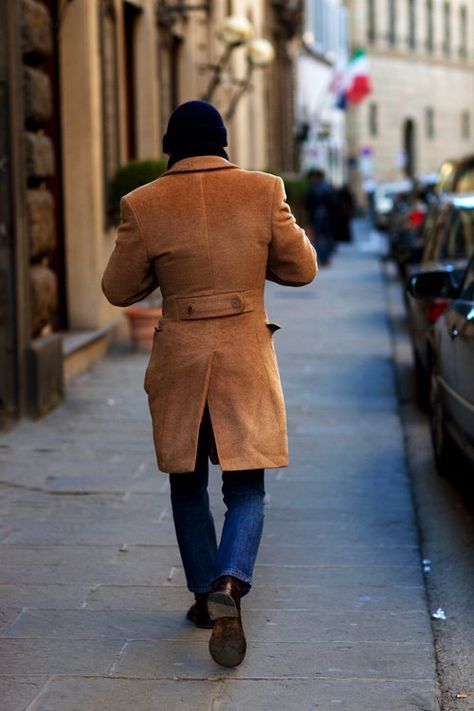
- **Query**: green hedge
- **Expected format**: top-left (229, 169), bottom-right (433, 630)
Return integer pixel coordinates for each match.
top-left (109, 158), bottom-right (167, 215)
top-left (283, 176), bottom-right (310, 207)
top-left (109, 161), bottom-right (309, 221)
top-left (264, 169), bottom-right (309, 208)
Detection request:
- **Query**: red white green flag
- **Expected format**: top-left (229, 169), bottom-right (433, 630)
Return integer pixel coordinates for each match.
top-left (345, 48), bottom-right (372, 104)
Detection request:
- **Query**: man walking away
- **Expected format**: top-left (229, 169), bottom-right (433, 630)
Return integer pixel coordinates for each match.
top-left (305, 168), bottom-right (338, 265)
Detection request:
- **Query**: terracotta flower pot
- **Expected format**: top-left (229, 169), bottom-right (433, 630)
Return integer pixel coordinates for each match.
top-left (125, 305), bottom-right (162, 352)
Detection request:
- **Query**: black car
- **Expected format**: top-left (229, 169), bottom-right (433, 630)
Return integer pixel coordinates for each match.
top-left (406, 194), bottom-right (474, 406)
top-left (408, 256), bottom-right (474, 476)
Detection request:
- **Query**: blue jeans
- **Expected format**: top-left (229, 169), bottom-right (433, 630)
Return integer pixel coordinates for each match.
top-left (169, 407), bottom-right (265, 596)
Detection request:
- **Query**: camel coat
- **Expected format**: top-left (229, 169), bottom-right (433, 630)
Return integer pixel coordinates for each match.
top-left (102, 156), bottom-right (317, 473)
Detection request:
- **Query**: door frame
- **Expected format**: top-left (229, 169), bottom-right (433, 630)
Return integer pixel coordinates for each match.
top-left (2, 1), bottom-right (30, 425)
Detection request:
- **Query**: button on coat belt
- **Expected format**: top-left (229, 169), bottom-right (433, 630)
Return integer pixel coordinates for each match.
top-left (163, 291), bottom-right (260, 320)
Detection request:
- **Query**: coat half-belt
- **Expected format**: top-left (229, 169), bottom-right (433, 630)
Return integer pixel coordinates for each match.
top-left (102, 156), bottom-right (317, 473)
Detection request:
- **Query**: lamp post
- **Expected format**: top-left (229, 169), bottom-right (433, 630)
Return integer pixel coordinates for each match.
top-left (200, 15), bottom-right (275, 118)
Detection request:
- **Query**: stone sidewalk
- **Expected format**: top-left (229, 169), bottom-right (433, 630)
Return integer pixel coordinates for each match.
top-left (0, 231), bottom-right (440, 710)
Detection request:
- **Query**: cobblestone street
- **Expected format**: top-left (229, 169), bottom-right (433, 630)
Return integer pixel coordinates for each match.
top-left (0, 228), bottom-right (440, 710)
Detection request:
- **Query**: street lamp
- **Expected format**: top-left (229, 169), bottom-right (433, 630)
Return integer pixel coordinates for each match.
top-left (221, 15), bottom-right (254, 46)
top-left (224, 38), bottom-right (275, 120)
top-left (200, 15), bottom-right (275, 119)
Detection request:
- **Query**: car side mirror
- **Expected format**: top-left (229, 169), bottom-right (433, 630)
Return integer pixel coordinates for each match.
top-left (407, 270), bottom-right (459, 300)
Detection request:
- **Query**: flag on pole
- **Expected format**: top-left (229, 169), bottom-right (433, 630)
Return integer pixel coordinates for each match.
top-left (345, 48), bottom-right (372, 104)
top-left (330, 48), bottom-right (372, 109)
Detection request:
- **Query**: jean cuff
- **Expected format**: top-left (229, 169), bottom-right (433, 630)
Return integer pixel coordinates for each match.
top-left (212, 569), bottom-right (252, 597)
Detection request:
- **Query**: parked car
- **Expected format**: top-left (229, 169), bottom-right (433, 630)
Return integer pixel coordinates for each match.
top-left (406, 194), bottom-right (474, 407)
top-left (387, 175), bottom-right (438, 277)
top-left (374, 179), bottom-right (413, 229)
top-left (407, 257), bottom-right (474, 476)
top-left (435, 154), bottom-right (474, 195)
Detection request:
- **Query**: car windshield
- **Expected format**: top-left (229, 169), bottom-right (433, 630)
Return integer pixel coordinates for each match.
top-left (436, 157), bottom-right (474, 194)
top-left (456, 165), bottom-right (474, 192)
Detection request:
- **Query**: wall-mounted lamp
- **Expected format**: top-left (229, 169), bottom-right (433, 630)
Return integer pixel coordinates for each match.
top-left (201, 15), bottom-right (275, 120)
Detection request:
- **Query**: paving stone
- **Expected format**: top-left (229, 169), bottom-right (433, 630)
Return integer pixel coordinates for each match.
top-left (258, 503), bottom-right (416, 527)
top-left (31, 678), bottom-right (219, 711)
top-left (261, 518), bottom-right (417, 547)
top-left (161, 560), bottom-right (426, 591)
top-left (0, 609), bottom-right (21, 634)
top-left (3, 505), bottom-right (420, 547)
top-left (83, 581), bottom-right (427, 614)
top-left (0, 639), bottom-right (123, 675)
top-left (214, 678), bottom-right (439, 711)
top-left (0, 677), bottom-right (49, 711)
top-left (113, 639), bottom-right (436, 681)
top-left (0, 584), bottom-right (92, 609)
top-left (256, 542), bottom-right (418, 567)
top-left (28, 677), bottom-right (439, 711)
top-left (4, 607), bottom-right (431, 645)
top-left (0, 545), bottom-right (180, 585)
top-left (1, 518), bottom-right (176, 546)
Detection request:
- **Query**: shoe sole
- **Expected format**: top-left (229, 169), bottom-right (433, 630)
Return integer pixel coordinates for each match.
top-left (207, 591), bottom-right (239, 620)
top-left (209, 618), bottom-right (247, 668)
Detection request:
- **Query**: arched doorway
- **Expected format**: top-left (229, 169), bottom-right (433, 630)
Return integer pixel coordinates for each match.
top-left (403, 118), bottom-right (416, 178)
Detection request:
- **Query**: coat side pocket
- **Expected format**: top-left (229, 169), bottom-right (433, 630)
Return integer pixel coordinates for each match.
top-left (144, 328), bottom-right (163, 393)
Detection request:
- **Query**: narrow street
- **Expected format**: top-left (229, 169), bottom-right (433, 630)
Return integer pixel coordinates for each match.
top-left (0, 227), bottom-right (440, 710)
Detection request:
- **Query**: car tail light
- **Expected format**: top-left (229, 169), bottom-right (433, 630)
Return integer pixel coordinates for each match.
top-left (423, 298), bottom-right (451, 324)
top-left (409, 209), bottom-right (425, 227)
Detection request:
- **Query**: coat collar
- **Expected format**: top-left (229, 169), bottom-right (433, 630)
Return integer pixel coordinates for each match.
top-left (162, 155), bottom-right (240, 176)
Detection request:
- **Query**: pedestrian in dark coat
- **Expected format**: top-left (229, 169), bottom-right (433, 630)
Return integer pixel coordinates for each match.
top-left (305, 168), bottom-right (338, 264)
top-left (102, 101), bottom-right (317, 668)
top-left (334, 184), bottom-right (355, 242)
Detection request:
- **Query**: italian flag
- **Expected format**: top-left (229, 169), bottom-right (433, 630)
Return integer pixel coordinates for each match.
top-left (345, 48), bottom-right (372, 104)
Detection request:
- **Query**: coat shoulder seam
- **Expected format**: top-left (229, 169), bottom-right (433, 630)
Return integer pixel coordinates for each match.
top-left (124, 195), bottom-right (152, 262)
top-left (269, 176), bottom-right (280, 241)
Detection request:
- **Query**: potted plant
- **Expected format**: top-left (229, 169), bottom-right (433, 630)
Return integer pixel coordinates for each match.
top-left (124, 295), bottom-right (163, 352)
top-left (109, 159), bottom-right (167, 351)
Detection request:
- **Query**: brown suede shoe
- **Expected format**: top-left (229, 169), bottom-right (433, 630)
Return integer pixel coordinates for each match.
top-left (208, 576), bottom-right (247, 667)
top-left (186, 592), bottom-right (212, 629)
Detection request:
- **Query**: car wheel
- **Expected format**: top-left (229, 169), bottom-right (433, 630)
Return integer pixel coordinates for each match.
top-left (429, 370), bottom-right (458, 478)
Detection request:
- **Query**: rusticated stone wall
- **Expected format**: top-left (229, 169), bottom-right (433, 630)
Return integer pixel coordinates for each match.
top-left (21, 0), bottom-right (57, 338)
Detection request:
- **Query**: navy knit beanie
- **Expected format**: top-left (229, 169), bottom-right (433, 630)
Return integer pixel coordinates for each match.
top-left (162, 100), bottom-right (228, 154)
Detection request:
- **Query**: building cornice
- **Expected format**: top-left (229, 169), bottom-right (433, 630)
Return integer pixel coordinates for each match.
top-left (362, 45), bottom-right (474, 72)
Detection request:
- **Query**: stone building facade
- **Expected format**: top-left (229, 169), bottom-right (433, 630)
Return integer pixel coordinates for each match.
top-left (156, 0), bottom-right (303, 172)
top-left (344, 0), bottom-right (474, 190)
top-left (1, 0), bottom-right (63, 426)
top-left (1, 0), bottom-right (304, 428)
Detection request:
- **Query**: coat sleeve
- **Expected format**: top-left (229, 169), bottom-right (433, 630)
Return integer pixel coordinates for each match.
top-left (102, 196), bottom-right (159, 307)
top-left (266, 177), bottom-right (318, 287)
